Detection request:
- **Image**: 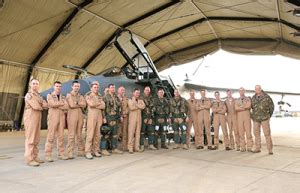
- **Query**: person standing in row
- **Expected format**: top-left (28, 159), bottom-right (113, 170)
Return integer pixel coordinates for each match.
top-left (251, 85), bottom-right (274, 155)
top-left (118, 86), bottom-right (129, 151)
top-left (141, 86), bottom-right (157, 150)
top-left (225, 90), bottom-right (240, 150)
top-left (24, 79), bottom-right (47, 166)
top-left (187, 90), bottom-right (199, 149)
top-left (196, 90), bottom-right (216, 150)
top-left (127, 89), bottom-right (145, 153)
top-left (85, 81), bottom-right (105, 159)
top-left (170, 90), bottom-right (189, 150)
top-left (153, 89), bottom-right (170, 149)
top-left (235, 87), bottom-right (253, 152)
top-left (102, 84), bottom-right (123, 155)
top-left (45, 81), bottom-right (69, 162)
top-left (211, 91), bottom-right (230, 150)
top-left (66, 80), bottom-right (86, 159)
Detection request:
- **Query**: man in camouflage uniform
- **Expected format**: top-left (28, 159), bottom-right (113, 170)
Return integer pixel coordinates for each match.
top-left (102, 84), bottom-right (123, 155)
top-left (141, 86), bottom-right (157, 151)
top-left (170, 90), bottom-right (189, 150)
top-left (251, 85), bottom-right (274, 155)
top-left (153, 88), bottom-right (170, 149)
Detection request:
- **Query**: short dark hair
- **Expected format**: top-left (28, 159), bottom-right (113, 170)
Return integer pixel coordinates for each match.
top-left (133, 88), bottom-right (140, 92)
top-left (30, 78), bottom-right (39, 83)
top-left (214, 91), bottom-right (220, 95)
top-left (200, 89), bottom-right (206, 92)
top-left (157, 88), bottom-right (164, 92)
top-left (108, 84), bottom-right (115, 88)
top-left (54, 81), bottom-right (62, 85)
top-left (72, 80), bottom-right (79, 85)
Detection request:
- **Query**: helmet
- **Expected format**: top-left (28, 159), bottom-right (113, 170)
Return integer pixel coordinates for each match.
top-left (100, 124), bottom-right (111, 135)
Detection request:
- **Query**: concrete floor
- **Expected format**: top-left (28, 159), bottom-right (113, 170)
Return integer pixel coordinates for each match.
top-left (0, 118), bottom-right (299, 193)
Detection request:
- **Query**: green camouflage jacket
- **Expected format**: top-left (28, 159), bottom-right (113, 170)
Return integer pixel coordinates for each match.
top-left (169, 96), bottom-right (189, 118)
top-left (142, 95), bottom-right (155, 118)
top-left (153, 97), bottom-right (170, 118)
top-left (103, 93), bottom-right (122, 119)
top-left (251, 91), bottom-right (274, 122)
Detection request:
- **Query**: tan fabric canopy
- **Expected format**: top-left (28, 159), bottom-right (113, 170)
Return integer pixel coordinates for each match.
top-left (1, 0), bottom-right (300, 121)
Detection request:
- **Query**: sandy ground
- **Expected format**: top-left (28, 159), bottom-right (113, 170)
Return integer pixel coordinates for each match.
top-left (0, 117), bottom-right (299, 193)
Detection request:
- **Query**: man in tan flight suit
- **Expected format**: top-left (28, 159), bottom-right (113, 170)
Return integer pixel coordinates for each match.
top-left (187, 90), bottom-right (200, 149)
top-left (117, 86), bottom-right (129, 151)
top-left (225, 89), bottom-right (240, 150)
top-left (66, 80), bottom-right (86, 159)
top-left (45, 81), bottom-right (69, 162)
top-left (211, 91), bottom-right (230, 150)
top-left (251, 85), bottom-right (274, 155)
top-left (128, 88), bottom-right (145, 153)
top-left (196, 89), bottom-right (216, 150)
top-left (85, 81), bottom-right (105, 159)
top-left (24, 79), bottom-right (47, 166)
top-left (235, 87), bottom-right (253, 152)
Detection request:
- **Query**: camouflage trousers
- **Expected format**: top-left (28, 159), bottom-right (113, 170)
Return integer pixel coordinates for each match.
top-left (172, 118), bottom-right (187, 144)
top-left (154, 118), bottom-right (168, 146)
top-left (140, 117), bottom-right (155, 146)
top-left (100, 120), bottom-right (119, 150)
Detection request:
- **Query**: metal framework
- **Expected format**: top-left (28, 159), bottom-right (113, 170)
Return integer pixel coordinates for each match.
top-left (18, 0), bottom-right (93, 126)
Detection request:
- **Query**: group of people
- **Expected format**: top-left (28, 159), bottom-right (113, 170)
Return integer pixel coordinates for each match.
top-left (24, 78), bottom-right (275, 167)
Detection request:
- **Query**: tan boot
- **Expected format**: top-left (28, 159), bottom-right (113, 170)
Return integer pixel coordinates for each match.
top-left (129, 149), bottom-right (134, 154)
top-left (68, 154), bottom-right (74, 159)
top-left (85, 153), bottom-right (93, 160)
top-left (93, 152), bottom-right (102, 157)
top-left (182, 144), bottom-right (188, 150)
top-left (173, 144), bottom-right (180, 149)
top-left (58, 155), bottom-right (69, 160)
top-left (112, 149), bottom-right (123, 154)
top-left (34, 157), bottom-right (44, 164)
top-left (140, 145), bottom-right (145, 152)
top-left (149, 145), bottom-right (157, 150)
top-left (27, 161), bottom-right (39, 167)
top-left (45, 156), bottom-right (54, 162)
top-left (101, 150), bottom-right (111, 156)
top-left (252, 149), bottom-right (261, 153)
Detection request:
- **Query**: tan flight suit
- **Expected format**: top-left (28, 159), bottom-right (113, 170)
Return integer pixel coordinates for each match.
top-left (212, 100), bottom-right (230, 148)
top-left (225, 98), bottom-right (240, 149)
top-left (235, 96), bottom-right (253, 151)
top-left (85, 92), bottom-right (105, 155)
top-left (45, 92), bottom-right (68, 157)
top-left (128, 98), bottom-right (145, 152)
top-left (196, 97), bottom-right (212, 147)
top-left (24, 92), bottom-right (46, 163)
top-left (119, 95), bottom-right (129, 151)
top-left (187, 98), bottom-right (199, 147)
top-left (66, 91), bottom-right (86, 157)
